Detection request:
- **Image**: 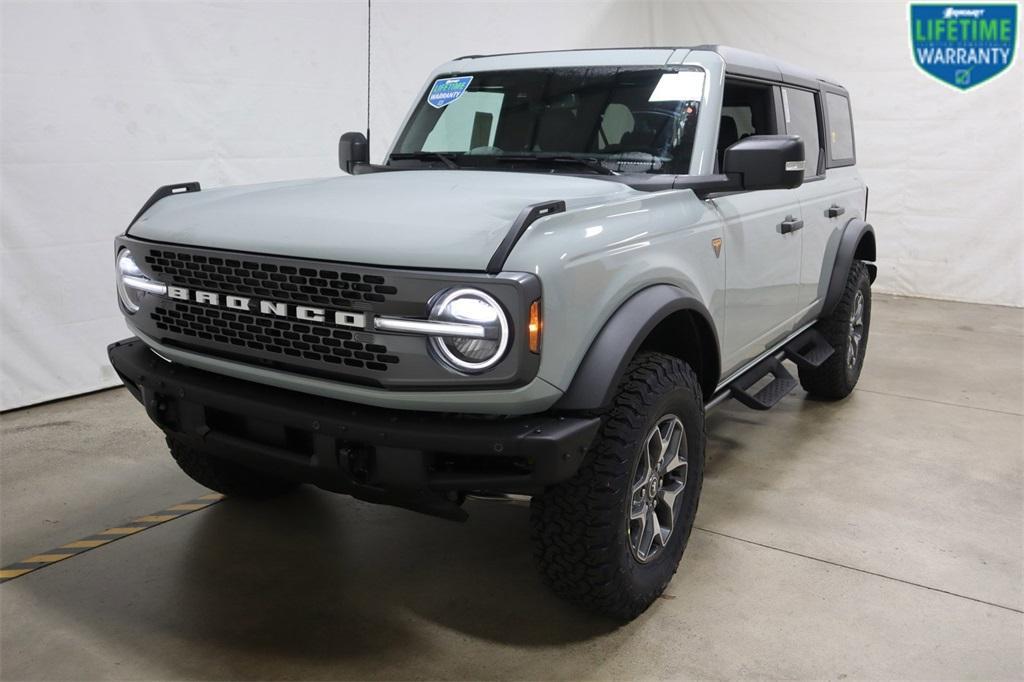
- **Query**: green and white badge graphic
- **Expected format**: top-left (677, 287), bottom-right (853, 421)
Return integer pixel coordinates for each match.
top-left (910, 4), bottom-right (1018, 90)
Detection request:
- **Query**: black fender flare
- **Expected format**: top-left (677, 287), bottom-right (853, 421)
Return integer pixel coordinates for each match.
top-left (822, 218), bottom-right (876, 316)
top-left (554, 284), bottom-right (720, 411)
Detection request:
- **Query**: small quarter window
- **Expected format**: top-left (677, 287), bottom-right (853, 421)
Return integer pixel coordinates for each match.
top-left (825, 92), bottom-right (855, 165)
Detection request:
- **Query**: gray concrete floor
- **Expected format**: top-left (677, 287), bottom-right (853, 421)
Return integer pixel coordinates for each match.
top-left (1, 294), bottom-right (1021, 680)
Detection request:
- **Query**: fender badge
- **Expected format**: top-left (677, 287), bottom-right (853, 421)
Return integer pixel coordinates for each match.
top-left (711, 237), bottom-right (723, 258)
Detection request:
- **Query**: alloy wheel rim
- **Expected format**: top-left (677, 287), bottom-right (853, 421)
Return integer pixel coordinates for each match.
top-left (627, 414), bottom-right (688, 563)
top-left (847, 290), bottom-right (865, 369)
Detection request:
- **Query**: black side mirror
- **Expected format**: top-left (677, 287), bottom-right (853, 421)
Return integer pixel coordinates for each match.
top-left (723, 135), bottom-right (805, 191)
top-left (338, 132), bottom-right (369, 174)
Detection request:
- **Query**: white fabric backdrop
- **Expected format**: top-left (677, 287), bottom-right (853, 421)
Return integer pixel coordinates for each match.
top-left (2, 0), bottom-right (1021, 410)
top-left (2, 1), bottom-right (368, 410)
top-left (647, 1), bottom-right (1023, 310)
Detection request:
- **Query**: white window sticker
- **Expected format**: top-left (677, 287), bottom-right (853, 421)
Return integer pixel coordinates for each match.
top-left (648, 71), bottom-right (705, 102)
top-left (781, 88), bottom-right (792, 123)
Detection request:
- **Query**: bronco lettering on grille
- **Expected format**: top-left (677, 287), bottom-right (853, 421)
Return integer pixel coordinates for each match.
top-left (166, 285), bottom-right (367, 329)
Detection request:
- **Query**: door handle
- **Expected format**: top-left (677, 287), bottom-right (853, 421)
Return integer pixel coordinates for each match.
top-left (826, 204), bottom-right (846, 218)
top-left (780, 216), bottom-right (804, 234)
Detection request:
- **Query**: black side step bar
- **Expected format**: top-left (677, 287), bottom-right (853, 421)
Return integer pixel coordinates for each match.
top-left (783, 328), bottom-right (834, 370)
top-left (728, 357), bottom-right (798, 410)
top-left (709, 326), bottom-right (835, 411)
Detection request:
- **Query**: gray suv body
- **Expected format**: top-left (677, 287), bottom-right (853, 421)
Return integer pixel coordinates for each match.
top-left (109, 46), bottom-right (876, 619)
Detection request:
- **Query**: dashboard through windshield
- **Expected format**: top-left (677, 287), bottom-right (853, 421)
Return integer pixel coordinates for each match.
top-left (391, 66), bottom-right (705, 175)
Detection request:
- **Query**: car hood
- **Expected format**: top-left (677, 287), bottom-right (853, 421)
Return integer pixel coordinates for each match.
top-left (129, 171), bottom-right (637, 271)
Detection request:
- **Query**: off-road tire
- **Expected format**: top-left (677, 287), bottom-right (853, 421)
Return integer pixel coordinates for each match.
top-left (167, 436), bottom-right (298, 498)
top-left (530, 352), bottom-right (706, 621)
top-left (799, 260), bottom-right (871, 399)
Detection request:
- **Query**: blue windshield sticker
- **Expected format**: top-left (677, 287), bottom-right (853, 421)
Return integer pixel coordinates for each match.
top-left (427, 76), bottom-right (473, 108)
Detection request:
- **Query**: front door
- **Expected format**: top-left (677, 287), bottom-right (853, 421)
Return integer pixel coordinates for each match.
top-left (713, 81), bottom-right (803, 377)
top-left (713, 191), bottom-right (804, 376)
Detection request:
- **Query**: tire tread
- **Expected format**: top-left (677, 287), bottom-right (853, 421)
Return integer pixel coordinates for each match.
top-left (530, 352), bottom-right (705, 620)
top-left (799, 260), bottom-right (871, 399)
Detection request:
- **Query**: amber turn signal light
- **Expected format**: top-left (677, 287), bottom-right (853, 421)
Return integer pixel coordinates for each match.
top-left (528, 299), bottom-right (542, 353)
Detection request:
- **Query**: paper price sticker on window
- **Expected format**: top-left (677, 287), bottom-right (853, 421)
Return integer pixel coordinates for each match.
top-left (428, 76), bottom-right (473, 108)
top-left (648, 71), bottom-right (705, 102)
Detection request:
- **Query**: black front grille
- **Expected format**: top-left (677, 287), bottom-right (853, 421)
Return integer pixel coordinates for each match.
top-left (151, 302), bottom-right (399, 372)
top-left (121, 236), bottom-right (539, 389)
top-left (144, 249), bottom-right (399, 309)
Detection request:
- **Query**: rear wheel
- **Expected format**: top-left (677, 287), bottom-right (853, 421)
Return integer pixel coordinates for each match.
top-left (167, 436), bottom-right (298, 498)
top-left (530, 352), bottom-right (705, 621)
top-left (799, 260), bottom-right (871, 399)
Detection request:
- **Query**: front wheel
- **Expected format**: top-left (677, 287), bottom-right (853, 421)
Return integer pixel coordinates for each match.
top-left (530, 352), bottom-right (706, 621)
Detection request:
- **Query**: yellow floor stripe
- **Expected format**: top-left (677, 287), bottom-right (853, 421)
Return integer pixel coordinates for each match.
top-left (22, 554), bottom-right (74, 564)
top-left (98, 526), bottom-right (145, 536)
top-left (134, 514), bottom-right (180, 523)
top-left (2, 491), bottom-right (224, 584)
top-left (0, 569), bottom-right (33, 580)
top-left (61, 539), bottom-right (110, 549)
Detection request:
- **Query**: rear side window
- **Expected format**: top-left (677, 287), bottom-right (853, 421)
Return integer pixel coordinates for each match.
top-left (782, 88), bottom-right (822, 177)
top-left (825, 92), bottom-right (855, 165)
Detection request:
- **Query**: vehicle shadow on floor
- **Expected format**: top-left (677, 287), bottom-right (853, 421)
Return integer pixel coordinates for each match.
top-left (12, 398), bottom-right (845, 676)
top-left (149, 400), bottom-right (844, 666)
top-left (162, 489), bottom-right (618, 656)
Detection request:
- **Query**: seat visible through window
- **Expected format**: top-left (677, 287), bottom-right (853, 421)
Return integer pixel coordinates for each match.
top-left (716, 80), bottom-right (778, 171)
top-left (717, 115), bottom-right (739, 168)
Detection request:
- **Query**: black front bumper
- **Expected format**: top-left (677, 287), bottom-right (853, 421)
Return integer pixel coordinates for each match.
top-left (108, 338), bottom-right (600, 519)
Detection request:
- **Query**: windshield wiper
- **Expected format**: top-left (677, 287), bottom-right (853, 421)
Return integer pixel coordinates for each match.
top-left (488, 154), bottom-right (616, 176)
top-left (389, 152), bottom-right (460, 169)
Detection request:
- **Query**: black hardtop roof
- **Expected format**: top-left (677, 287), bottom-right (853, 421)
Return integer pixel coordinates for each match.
top-left (453, 45), bottom-right (847, 93)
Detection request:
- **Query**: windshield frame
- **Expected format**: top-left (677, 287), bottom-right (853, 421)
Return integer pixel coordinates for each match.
top-left (387, 65), bottom-right (709, 177)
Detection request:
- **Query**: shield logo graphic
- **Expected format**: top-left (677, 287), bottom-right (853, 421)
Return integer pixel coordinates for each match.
top-left (427, 76), bottom-right (473, 108)
top-left (910, 4), bottom-right (1018, 90)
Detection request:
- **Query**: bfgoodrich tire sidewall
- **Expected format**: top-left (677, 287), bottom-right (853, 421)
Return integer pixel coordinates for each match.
top-left (844, 275), bottom-right (872, 386)
top-left (616, 382), bottom-right (705, 600)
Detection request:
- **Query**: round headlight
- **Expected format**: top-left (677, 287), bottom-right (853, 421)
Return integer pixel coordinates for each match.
top-left (429, 288), bottom-right (509, 373)
top-left (116, 248), bottom-right (165, 313)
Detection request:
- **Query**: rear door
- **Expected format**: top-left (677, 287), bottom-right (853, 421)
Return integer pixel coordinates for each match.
top-left (712, 80), bottom-right (804, 376)
top-left (788, 86), bottom-right (865, 316)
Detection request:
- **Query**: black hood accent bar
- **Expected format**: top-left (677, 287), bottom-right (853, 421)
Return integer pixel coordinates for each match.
top-left (486, 200), bottom-right (566, 274)
top-left (127, 182), bottom-right (201, 232)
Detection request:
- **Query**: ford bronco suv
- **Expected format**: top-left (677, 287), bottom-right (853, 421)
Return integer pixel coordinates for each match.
top-left (108, 46), bottom-right (875, 620)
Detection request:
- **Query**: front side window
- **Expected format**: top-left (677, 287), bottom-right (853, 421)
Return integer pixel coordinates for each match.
top-left (717, 80), bottom-right (778, 170)
top-left (392, 67), bottom-right (705, 175)
top-left (782, 88), bottom-right (822, 176)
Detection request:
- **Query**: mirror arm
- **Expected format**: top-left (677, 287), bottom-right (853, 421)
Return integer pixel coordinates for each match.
top-left (351, 162), bottom-right (384, 175)
top-left (689, 173), bottom-right (743, 199)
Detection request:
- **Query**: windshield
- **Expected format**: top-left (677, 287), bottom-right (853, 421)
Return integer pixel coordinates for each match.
top-left (391, 66), bottom-right (705, 175)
